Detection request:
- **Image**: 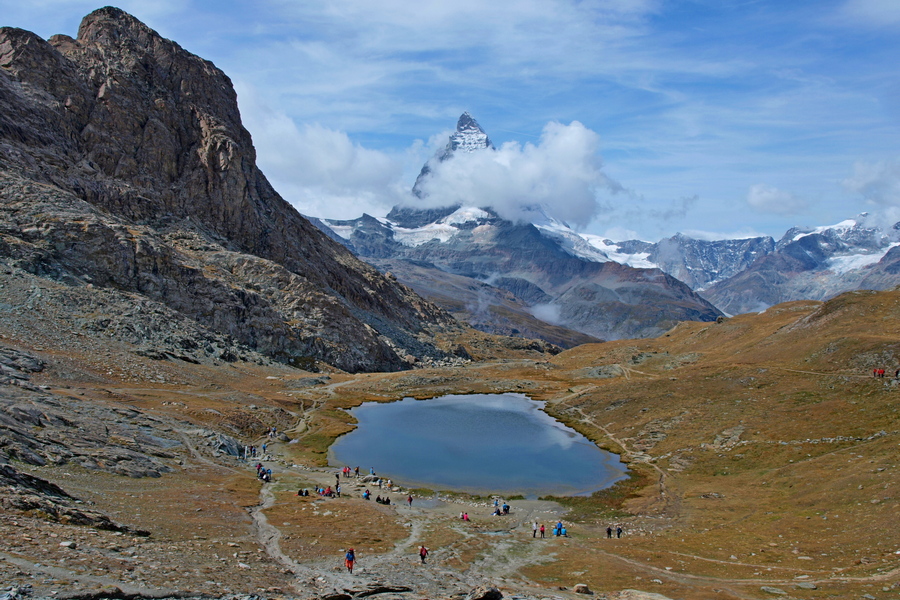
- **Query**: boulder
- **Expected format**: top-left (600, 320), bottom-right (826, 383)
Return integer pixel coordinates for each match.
top-left (465, 586), bottom-right (502, 600)
top-left (573, 583), bottom-right (593, 594)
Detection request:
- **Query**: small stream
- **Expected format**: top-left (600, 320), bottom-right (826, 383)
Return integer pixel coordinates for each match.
top-left (329, 393), bottom-right (627, 497)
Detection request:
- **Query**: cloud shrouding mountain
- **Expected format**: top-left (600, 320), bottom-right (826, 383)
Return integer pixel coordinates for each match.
top-left (412, 121), bottom-right (616, 228)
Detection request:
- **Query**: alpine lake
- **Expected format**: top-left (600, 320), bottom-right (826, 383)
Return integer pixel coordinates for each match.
top-left (329, 393), bottom-right (627, 497)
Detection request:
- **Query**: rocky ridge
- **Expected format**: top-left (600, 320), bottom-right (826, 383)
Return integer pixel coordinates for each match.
top-left (0, 7), bottom-right (463, 373)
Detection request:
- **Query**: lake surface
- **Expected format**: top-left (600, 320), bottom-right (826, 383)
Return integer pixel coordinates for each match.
top-left (329, 393), bottom-right (627, 496)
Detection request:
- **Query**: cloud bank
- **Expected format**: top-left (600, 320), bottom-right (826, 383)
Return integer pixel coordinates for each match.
top-left (411, 121), bottom-right (613, 228)
top-left (746, 184), bottom-right (808, 215)
top-left (236, 83), bottom-right (406, 219)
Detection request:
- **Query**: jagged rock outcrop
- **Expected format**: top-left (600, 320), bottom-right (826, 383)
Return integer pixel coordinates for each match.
top-left (0, 7), bottom-right (457, 372)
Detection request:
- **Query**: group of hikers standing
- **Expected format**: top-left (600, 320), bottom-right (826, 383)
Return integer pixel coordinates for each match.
top-left (531, 520), bottom-right (567, 538)
top-left (872, 367), bottom-right (899, 378)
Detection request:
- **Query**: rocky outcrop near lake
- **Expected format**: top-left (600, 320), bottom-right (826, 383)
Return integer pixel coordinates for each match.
top-left (0, 7), bottom-right (462, 373)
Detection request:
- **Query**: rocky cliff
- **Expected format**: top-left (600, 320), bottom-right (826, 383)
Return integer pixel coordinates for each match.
top-left (0, 7), bottom-right (458, 372)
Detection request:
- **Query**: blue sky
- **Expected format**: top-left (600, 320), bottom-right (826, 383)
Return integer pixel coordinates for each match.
top-left (4, 0), bottom-right (900, 241)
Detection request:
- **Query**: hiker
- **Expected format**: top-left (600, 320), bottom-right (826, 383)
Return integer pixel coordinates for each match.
top-left (355, 466), bottom-right (360, 477)
top-left (336, 484), bottom-right (341, 498)
top-left (607, 526), bottom-right (613, 538)
top-left (463, 512), bottom-right (470, 521)
top-left (555, 521), bottom-right (563, 536)
top-left (540, 524), bottom-right (545, 538)
top-left (616, 526), bottom-right (623, 538)
top-left (419, 545), bottom-right (428, 564)
top-left (407, 495), bottom-right (413, 507)
top-left (502, 503), bottom-right (510, 515)
top-left (363, 489), bottom-right (370, 500)
top-left (370, 467), bottom-right (375, 476)
top-left (375, 495), bottom-right (382, 503)
top-left (345, 548), bottom-right (355, 573)
top-left (533, 522), bottom-right (538, 538)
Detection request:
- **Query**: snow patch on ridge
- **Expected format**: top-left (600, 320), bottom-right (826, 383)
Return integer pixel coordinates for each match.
top-left (582, 234), bottom-right (657, 269)
top-left (392, 223), bottom-right (459, 246)
top-left (792, 219), bottom-right (859, 242)
top-left (826, 243), bottom-right (900, 274)
top-left (440, 206), bottom-right (492, 225)
top-left (325, 224), bottom-right (354, 240)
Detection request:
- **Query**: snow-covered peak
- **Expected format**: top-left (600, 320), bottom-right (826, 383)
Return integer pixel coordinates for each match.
top-left (444, 112), bottom-right (494, 156)
top-left (438, 206), bottom-right (493, 225)
top-left (791, 219), bottom-right (860, 242)
top-left (779, 213), bottom-right (892, 254)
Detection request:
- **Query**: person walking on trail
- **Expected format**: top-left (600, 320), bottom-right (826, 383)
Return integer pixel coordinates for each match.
top-left (616, 526), bottom-right (623, 538)
top-left (345, 548), bottom-right (356, 573)
top-left (419, 545), bottom-right (428, 564)
top-left (607, 526), bottom-right (613, 538)
top-left (539, 523), bottom-right (545, 538)
top-left (533, 522), bottom-right (538, 538)
top-left (407, 495), bottom-right (413, 507)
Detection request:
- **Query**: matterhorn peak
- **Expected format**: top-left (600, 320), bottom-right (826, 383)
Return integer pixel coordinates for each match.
top-left (413, 112), bottom-right (495, 197)
top-left (443, 112), bottom-right (494, 158)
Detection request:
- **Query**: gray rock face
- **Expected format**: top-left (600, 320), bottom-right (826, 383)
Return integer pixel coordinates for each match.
top-left (644, 233), bottom-right (775, 291)
top-left (0, 8), bottom-right (455, 372)
top-left (703, 217), bottom-right (900, 315)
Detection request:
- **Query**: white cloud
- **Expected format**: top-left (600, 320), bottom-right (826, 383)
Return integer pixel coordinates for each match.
top-left (679, 228), bottom-right (772, 242)
top-left (411, 121), bottom-right (613, 228)
top-left (601, 226), bottom-right (641, 242)
top-left (842, 158), bottom-right (900, 205)
top-left (235, 82), bottom-right (408, 219)
top-left (746, 184), bottom-right (808, 215)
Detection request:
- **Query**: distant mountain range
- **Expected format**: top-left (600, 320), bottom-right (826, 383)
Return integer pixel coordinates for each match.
top-left (313, 114), bottom-right (723, 344)
top-left (314, 113), bottom-right (900, 343)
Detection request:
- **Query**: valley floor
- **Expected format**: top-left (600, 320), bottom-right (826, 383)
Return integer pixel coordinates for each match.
top-left (2, 291), bottom-right (900, 600)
